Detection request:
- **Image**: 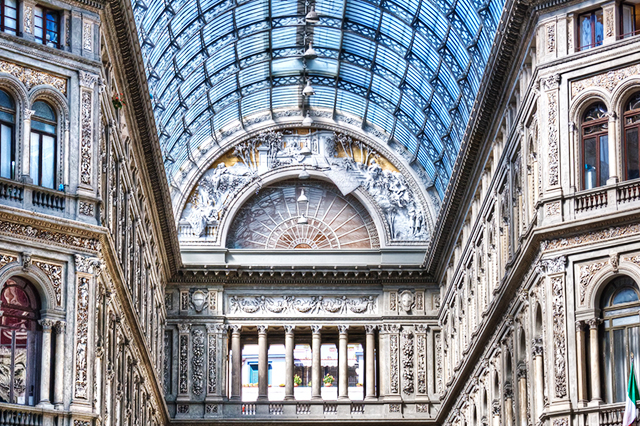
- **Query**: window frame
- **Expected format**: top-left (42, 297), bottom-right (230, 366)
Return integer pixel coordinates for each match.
top-left (0, 0), bottom-right (17, 35)
top-left (621, 3), bottom-right (640, 39)
top-left (579, 9), bottom-right (605, 51)
top-left (33, 6), bottom-right (60, 49)
top-left (581, 103), bottom-right (610, 189)
top-left (0, 90), bottom-right (15, 180)
top-left (624, 93), bottom-right (640, 181)
top-left (29, 102), bottom-right (57, 189)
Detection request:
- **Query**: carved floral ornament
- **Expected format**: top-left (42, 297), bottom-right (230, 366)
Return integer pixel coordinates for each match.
top-left (0, 60), bottom-right (67, 95)
top-left (228, 295), bottom-right (377, 315)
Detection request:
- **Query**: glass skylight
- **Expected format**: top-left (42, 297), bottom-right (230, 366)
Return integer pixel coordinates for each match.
top-left (132, 0), bottom-right (506, 198)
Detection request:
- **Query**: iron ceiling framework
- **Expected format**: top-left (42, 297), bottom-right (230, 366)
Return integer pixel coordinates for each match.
top-left (131, 0), bottom-right (506, 199)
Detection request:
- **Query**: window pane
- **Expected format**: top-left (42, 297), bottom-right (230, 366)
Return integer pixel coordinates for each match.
top-left (13, 330), bottom-right (28, 405)
top-left (34, 8), bottom-right (43, 42)
top-left (584, 136), bottom-right (597, 189)
top-left (0, 329), bottom-right (11, 403)
top-left (1, 124), bottom-right (12, 179)
top-left (612, 315), bottom-right (639, 327)
top-left (614, 328), bottom-right (626, 402)
top-left (580, 15), bottom-right (592, 49)
top-left (29, 133), bottom-right (40, 185)
top-left (0, 90), bottom-right (13, 110)
top-left (629, 327), bottom-right (640, 383)
top-left (627, 128), bottom-right (639, 179)
top-left (41, 135), bottom-right (55, 189)
top-left (595, 10), bottom-right (604, 46)
top-left (600, 135), bottom-right (609, 184)
top-left (623, 5), bottom-right (635, 37)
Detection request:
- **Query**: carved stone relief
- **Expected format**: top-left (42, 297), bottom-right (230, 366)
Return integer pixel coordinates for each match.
top-left (34, 260), bottom-right (63, 306)
top-left (75, 276), bottom-right (90, 399)
top-left (227, 295), bottom-right (377, 315)
top-left (546, 23), bottom-right (556, 54)
top-left (80, 90), bottom-right (93, 187)
top-left (416, 331), bottom-right (427, 395)
top-left (79, 201), bottom-right (95, 216)
top-left (542, 223), bottom-right (640, 252)
top-left (547, 91), bottom-right (559, 186)
top-left (191, 329), bottom-right (204, 396)
top-left (0, 253), bottom-right (17, 269)
top-left (0, 219), bottom-right (99, 251)
top-left (578, 260), bottom-right (608, 305)
top-left (399, 290), bottom-right (415, 313)
top-left (0, 60), bottom-right (67, 94)
top-left (435, 331), bottom-right (443, 394)
top-left (389, 326), bottom-right (400, 394)
top-left (207, 326), bottom-right (218, 394)
top-left (545, 201), bottom-right (560, 216)
top-left (551, 276), bottom-right (567, 398)
top-left (83, 21), bottom-right (93, 51)
top-left (178, 325), bottom-right (190, 395)
top-left (571, 64), bottom-right (640, 99)
top-left (402, 329), bottom-right (415, 395)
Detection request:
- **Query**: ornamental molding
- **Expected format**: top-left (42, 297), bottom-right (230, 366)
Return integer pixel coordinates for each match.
top-left (551, 276), bottom-right (567, 398)
top-left (227, 295), bottom-right (377, 315)
top-left (80, 89), bottom-right (93, 186)
top-left (0, 59), bottom-right (67, 95)
top-left (578, 260), bottom-right (608, 306)
top-left (178, 332), bottom-right (189, 395)
top-left (207, 332), bottom-right (217, 394)
top-left (79, 70), bottom-right (99, 89)
top-left (0, 253), bottom-right (17, 269)
top-left (571, 63), bottom-right (640, 100)
top-left (75, 254), bottom-right (101, 274)
top-left (390, 331), bottom-right (400, 394)
top-left (547, 91), bottom-right (559, 186)
top-left (402, 329), bottom-right (415, 395)
top-left (191, 329), bottom-right (205, 396)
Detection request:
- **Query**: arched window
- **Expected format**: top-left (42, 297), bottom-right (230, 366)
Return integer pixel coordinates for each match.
top-left (601, 276), bottom-right (640, 403)
top-left (29, 101), bottom-right (56, 189)
top-left (0, 276), bottom-right (41, 405)
top-left (624, 92), bottom-right (640, 180)
top-left (582, 102), bottom-right (610, 189)
top-left (0, 89), bottom-right (15, 180)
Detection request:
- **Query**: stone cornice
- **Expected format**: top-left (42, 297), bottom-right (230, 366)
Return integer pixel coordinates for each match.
top-left (105, 0), bottom-right (181, 276)
top-left (422, 0), bottom-right (531, 275)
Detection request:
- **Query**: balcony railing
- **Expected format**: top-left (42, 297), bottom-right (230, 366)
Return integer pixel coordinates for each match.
top-left (575, 187), bottom-right (608, 212)
top-left (617, 179), bottom-right (640, 204)
top-left (32, 188), bottom-right (65, 211)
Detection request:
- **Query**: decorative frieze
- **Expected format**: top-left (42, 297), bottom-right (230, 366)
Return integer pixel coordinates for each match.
top-left (546, 23), bottom-right (555, 54)
top-left (23, 7), bottom-right (32, 34)
top-left (0, 219), bottom-right (99, 251)
top-left (0, 60), bottom-right (67, 95)
top-left (82, 21), bottom-right (93, 51)
top-left (571, 64), bottom-right (640, 99)
top-left (390, 328), bottom-right (400, 394)
top-left (79, 201), bottom-right (94, 216)
top-left (545, 201), bottom-right (560, 216)
top-left (228, 295), bottom-right (377, 315)
top-left (434, 332), bottom-right (443, 394)
top-left (207, 325), bottom-right (218, 394)
top-left (390, 291), bottom-right (397, 311)
top-left (178, 324), bottom-right (190, 395)
top-left (416, 331), bottom-right (427, 395)
top-left (191, 329), bottom-right (205, 396)
top-left (551, 276), bottom-right (567, 398)
top-left (74, 276), bottom-right (90, 399)
top-left (180, 291), bottom-right (189, 311)
top-left (33, 260), bottom-right (62, 306)
top-left (542, 223), bottom-right (640, 252)
top-left (208, 290), bottom-right (217, 311)
top-left (163, 331), bottom-right (171, 394)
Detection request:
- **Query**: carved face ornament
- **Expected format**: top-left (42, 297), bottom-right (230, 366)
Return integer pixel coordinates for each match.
top-left (399, 290), bottom-right (415, 313)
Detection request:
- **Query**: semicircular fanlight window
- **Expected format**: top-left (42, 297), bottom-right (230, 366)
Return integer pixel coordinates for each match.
top-left (227, 180), bottom-right (379, 249)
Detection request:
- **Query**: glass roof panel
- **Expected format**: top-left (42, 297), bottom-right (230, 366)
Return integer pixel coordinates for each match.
top-left (132, 0), bottom-right (506, 201)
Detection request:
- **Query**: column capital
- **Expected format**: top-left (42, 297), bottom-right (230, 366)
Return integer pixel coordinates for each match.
top-left (54, 321), bottom-right (66, 334)
top-left (311, 325), bottom-right (322, 334)
top-left (587, 318), bottom-right (601, 329)
top-left (575, 320), bottom-right (586, 332)
top-left (257, 325), bottom-right (268, 334)
top-left (516, 361), bottom-right (527, 379)
top-left (532, 337), bottom-right (543, 356)
top-left (284, 325), bottom-right (295, 334)
top-left (230, 324), bottom-right (242, 334)
top-left (178, 323), bottom-right (191, 334)
top-left (338, 325), bottom-right (349, 335)
top-left (365, 325), bottom-right (377, 334)
top-left (39, 319), bottom-right (55, 332)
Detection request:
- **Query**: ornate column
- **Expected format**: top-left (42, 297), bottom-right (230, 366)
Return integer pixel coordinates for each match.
top-left (606, 111), bottom-right (618, 184)
top-left (492, 400), bottom-right (501, 426)
top-left (575, 321), bottom-right (588, 403)
top-left (205, 324), bottom-right (225, 406)
top-left (378, 325), bottom-right (389, 398)
top-left (311, 325), bottom-right (322, 400)
top-left (53, 321), bottom-right (66, 409)
top-left (230, 325), bottom-right (242, 400)
top-left (504, 382), bottom-right (514, 426)
top-left (257, 325), bottom-right (269, 401)
top-left (21, 108), bottom-right (35, 183)
top-left (532, 337), bottom-right (544, 418)
top-left (37, 319), bottom-right (55, 407)
top-left (365, 325), bottom-right (377, 400)
top-left (284, 326), bottom-right (295, 401)
top-left (517, 362), bottom-right (527, 426)
top-left (338, 325), bottom-right (349, 400)
top-left (588, 318), bottom-right (602, 402)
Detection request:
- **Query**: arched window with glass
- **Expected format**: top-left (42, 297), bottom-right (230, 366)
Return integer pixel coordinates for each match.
top-left (601, 276), bottom-right (640, 403)
top-left (0, 276), bottom-right (41, 405)
top-left (29, 101), bottom-right (56, 189)
top-left (582, 102), bottom-right (610, 189)
top-left (0, 89), bottom-right (15, 180)
top-left (624, 92), bottom-right (640, 181)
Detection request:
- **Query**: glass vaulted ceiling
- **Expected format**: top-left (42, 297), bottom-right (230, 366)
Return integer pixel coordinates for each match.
top-left (132, 0), bottom-right (505, 198)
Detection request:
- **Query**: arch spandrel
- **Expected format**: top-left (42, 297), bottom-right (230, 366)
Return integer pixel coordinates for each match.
top-left (178, 129), bottom-right (433, 248)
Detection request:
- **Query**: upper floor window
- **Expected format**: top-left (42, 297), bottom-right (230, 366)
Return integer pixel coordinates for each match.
top-left (34, 6), bottom-right (59, 48)
top-left (0, 0), bottom-right (17, 35)
top-left (582, 102), bottom-right (609, 189)
top-left (622, 3), bottom-right (640, 38)
top-left (0, 276), bottom-right (41, 405)
top-left (625, 92), bottom-right (640, 180)
top-left (601, 276), bottom-right (640, 403)
top-left (579, 10), bottom-right (604, 50)
top-left (30, 101), bottom-right (56, 189)
top-left (0, 89), bottom-right (15, 180)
